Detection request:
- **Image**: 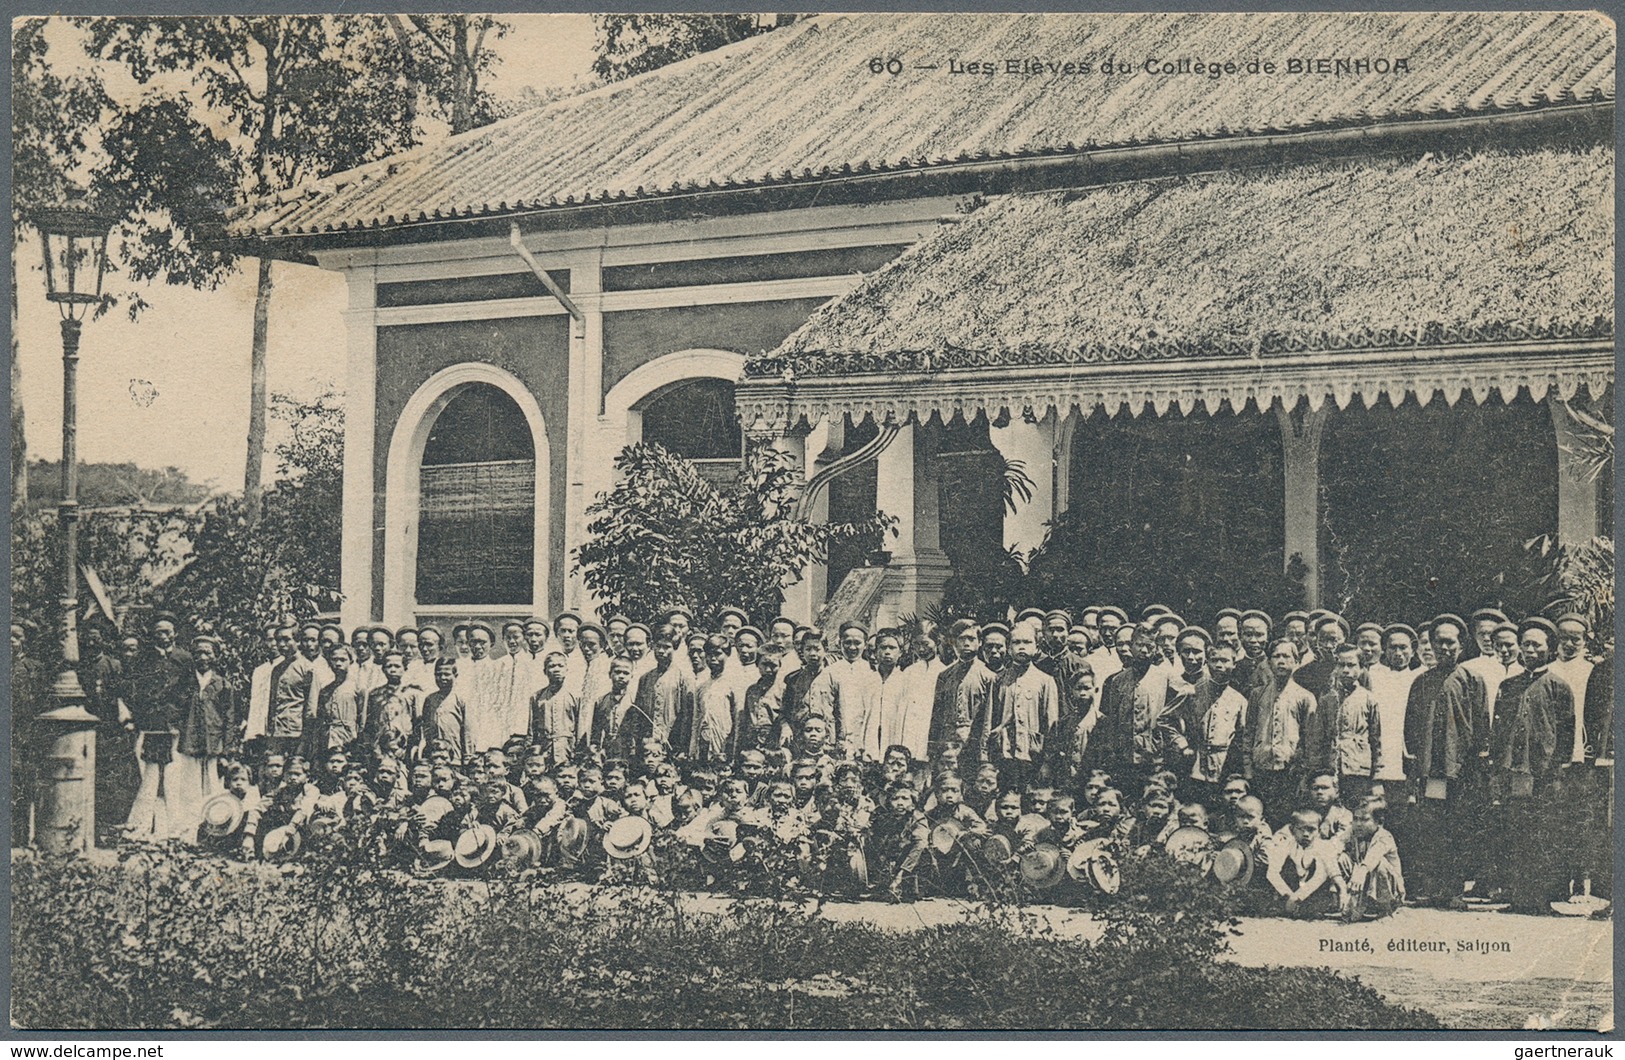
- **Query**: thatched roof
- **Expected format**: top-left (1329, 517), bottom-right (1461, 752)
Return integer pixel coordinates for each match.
top-left (750, 145), bottom-right (1614, 380)
top-left (229, 11), bottom-right (1613, 242)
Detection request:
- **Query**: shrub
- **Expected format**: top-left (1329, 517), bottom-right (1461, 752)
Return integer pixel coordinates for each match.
top-left (12, 847), bottom-right (1438, 1031)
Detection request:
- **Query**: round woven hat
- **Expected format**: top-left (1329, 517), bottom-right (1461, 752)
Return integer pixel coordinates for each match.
top-left (1163, 825), bottom-right (1214, 865)
top-left (261, 824), bottom-right (302, 862)
top-left (454, 823), bottom-right (499, 869)
top-left (199, 793), bottom-right (244, 838)
top-left (929, 820), bottom-right (964, 856)
top-left (417, 838), bottom-right (456, 874)
top-left (1019, 843), bottom-right (1066, 889)
top-left (498, 829), bottom-right (543, 868)
top-left (978, 832), bottom-right (1014, 863)
top-left (603, 816), bottom-right (653, 860)
top-left (1209, 838), bottom-right (1255, 886)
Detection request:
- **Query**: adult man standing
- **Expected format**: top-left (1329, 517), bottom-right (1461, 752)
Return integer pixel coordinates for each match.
top-left (692, 635), bottom-right (742, 765)
top-left (1235, 610), bottom-right (1274, 693)
top-left (623, 623), bottom-right (654, 682)
top-left (1038, 608), bottom-right (1088, 729)
top-left (123, 612), bottom-right (193, 838)
top-left (350, 626), bottom-right (385, 700)
top-left (531, 652), bottom-right (582, 768)
top-left (267, 621), bottom-right (322, 758)
top-left (1213, 609), bottom-right (1244, 658)
top-left (552, 611), bottom-right (586, 696)
top-left (405, 627), bottom-right (441, 695)
top-left (1090, 622), bottom-right (1148, 781)
top-left (171, 635), bottom-right (238, 840)
top-left (1462, 608), bottom-right (1520, 725)
top-left (1488, 618), bottom-right (1576, 912)
top-left (928, 620), bottom-right (981, 761)
top-left (1084, 607), bottom-right (1127, 687)
top-left (1549, 613), bottom-right (1595, 766)
top-left (978, 620), bottom-right (1058, 792)
top-left (866, 629), bottom-right (923, 761)
top-left (637, 625), bottom-right (694, 754)
top-left (1403, 614), bottom-right (1490, 905)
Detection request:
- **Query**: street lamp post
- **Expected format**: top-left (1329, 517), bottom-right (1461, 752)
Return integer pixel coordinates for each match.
top-left (30, 200), bottom-right (113, 856)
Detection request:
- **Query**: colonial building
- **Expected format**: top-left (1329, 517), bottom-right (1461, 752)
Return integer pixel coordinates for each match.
top-left (229, 11), bottom-right (1615, 630)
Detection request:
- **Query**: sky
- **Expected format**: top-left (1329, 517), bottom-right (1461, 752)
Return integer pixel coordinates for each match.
top-left (13, 14), bottom-right (599, 492)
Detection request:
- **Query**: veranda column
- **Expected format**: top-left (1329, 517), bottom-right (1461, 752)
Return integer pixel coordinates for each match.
top-left (1550, 397), bottom-right (1603, 546)
top-left (770, 428), bottom-right (818, 624)
top-left (990, 411), bottom-right (1057, 556)
top-left (1276, 401), bottom-right (1327, 609)
top-left (875, 418), bottom-right (953, 621)
top-left (340, 270), bottom-right (377, 628)
top-left (565, 261), bottom-right (602, 615)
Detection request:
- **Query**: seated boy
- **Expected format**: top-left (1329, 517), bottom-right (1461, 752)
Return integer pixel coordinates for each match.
top-left (1339, 796), bottom-right (1405, 920)
top-left (1265, 809), bottom-right (1341, 917)
top-left (1034, 794), bottom-right (1085, 850)
top-left (1302, 773), bottom-right (1354, 845)
top-left (867, 784), bottom-right (931, 901)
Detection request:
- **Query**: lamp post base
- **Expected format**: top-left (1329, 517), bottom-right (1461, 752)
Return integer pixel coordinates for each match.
top-left (34, 669), bottom-right (98, 857)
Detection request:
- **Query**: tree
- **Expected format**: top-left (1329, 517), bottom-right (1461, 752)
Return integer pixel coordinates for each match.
top-left (159, 391), bottom-right (343, 671)
top-left (576, 441), bottom-right (893, 625)
top-left (590, 14), bottom-right (800, 82)
top-left (80, 17), bottom-right (438, 516)
top-left (385, 15), bottom-right (508, 134)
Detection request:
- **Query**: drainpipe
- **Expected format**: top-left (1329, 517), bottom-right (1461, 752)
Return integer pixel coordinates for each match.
top-left (510, 221), bottom-right (584, 337)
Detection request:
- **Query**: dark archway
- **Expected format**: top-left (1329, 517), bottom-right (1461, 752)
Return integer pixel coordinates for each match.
top-left (1034, 404), bottom-right (1293, 618)
top-left (639, 378), bottom-right (742, 488)
top-left (416, 383), bottom-right (536, 606)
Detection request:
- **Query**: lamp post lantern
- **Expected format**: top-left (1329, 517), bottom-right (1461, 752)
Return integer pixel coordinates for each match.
top-left (30, 199), bottom-right (113, 855)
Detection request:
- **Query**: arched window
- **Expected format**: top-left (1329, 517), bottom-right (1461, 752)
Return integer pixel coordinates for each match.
top-left (638, 378), bottom-right (742, 487)
top-left (416, 383), bottom-right (535, 606)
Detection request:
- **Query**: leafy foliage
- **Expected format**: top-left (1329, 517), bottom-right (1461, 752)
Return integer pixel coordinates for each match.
top-left (10, 508), bottom-right (199, 642)
top-left (590, 14), bottom-right (794, 83)
top-left (158, 393), bottom-right (343, 672)
top-left (577, 442), bottom-right (894, 627)
top-left (11, 845), bottom-right (1437, 1030)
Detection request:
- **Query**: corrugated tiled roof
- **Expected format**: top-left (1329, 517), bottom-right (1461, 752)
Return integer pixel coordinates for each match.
top-left (748, 145), bottom-right (1614, 377)
top-left (229, 11), bottom-right (1615, 239)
